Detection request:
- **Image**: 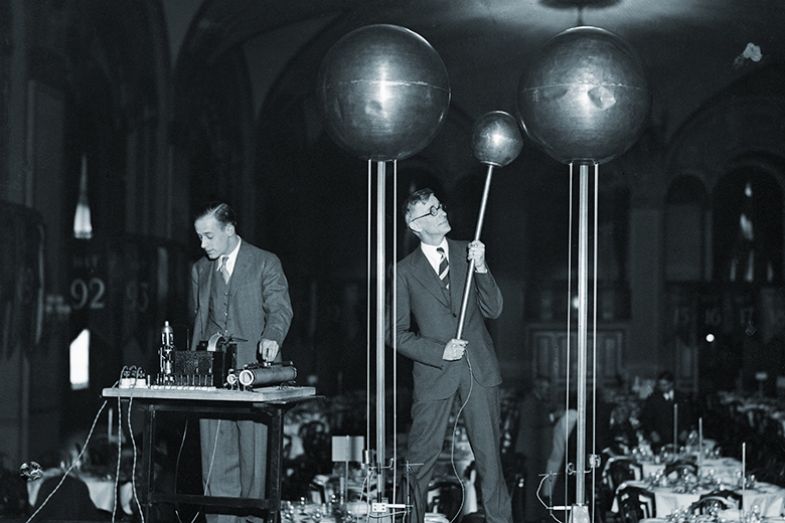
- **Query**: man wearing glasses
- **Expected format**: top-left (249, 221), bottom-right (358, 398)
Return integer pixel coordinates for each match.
top-left (395, 188), bottom-right (512, 523)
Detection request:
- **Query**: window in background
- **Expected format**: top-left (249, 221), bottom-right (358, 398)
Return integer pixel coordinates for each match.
top-left (69, 328), bottom-right (90, 390)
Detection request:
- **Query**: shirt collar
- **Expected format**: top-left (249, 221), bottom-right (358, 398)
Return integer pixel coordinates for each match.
top-left (217, 237), bottom-right (242, 276)
top-left (420, 239), bottom-right (449, 273)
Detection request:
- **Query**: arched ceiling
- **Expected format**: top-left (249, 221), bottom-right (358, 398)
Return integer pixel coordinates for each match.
top-left (171, 0), bottom-right (785, 140)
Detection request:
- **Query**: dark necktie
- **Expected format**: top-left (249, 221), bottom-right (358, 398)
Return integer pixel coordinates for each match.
top-left (218, 255), bottom-right (230, 283)
top-left (437, 247), bottom-right (449, 289)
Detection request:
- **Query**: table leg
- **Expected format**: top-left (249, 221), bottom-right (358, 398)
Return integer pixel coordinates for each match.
top-left (266, 407), bottom-right (283, 523)
top-left (142, 403), bottom-right (156, 523)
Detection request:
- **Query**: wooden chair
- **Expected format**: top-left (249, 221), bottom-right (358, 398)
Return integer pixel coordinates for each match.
top-left (604, 457), bottom-right (643, 493)
top-left (616, 483), bottom-right (656, 523)
top-left (427, 477), bottom-right (463, 520)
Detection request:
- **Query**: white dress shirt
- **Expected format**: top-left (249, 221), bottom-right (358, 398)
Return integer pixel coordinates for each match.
top-left (420, 239), bottom-right (449, 275)
top-left (217, 237), bottom-right (242, 277)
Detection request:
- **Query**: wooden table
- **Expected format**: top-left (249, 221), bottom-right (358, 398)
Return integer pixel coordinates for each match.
top-left (103, 385), bottom-right (318, 522)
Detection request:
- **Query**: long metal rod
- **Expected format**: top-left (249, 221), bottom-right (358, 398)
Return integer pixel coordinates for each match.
top-left (375, 161), bottom-right (386, 500)
top-left (575, 163), bottom-right (589, 505)
top-left (392, 160), bottom-right (398, 502)
top-left (456, 164), bottom-right (495, 339)
top-left (366, 161), bottom-right (372, 475)
top-left (591, 163), bottom-right (599, 523)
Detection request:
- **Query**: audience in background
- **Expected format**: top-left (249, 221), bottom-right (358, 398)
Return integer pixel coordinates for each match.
top-left (29, 446), bottom-right (105, 521)
top-left (515, 375), bottom-right (557, 523)
top-left (639, 370), bottom-right (695, 450)
top-left (543, 389), bottom-right (613, 519)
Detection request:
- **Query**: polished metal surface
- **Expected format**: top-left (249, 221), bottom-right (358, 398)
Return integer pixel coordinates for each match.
top-left (517, 26), bottom-right (650, 164)
top-left (471, 111), bottom-right (524, 167)
top-left (316, 24), bottom-right (451, 161)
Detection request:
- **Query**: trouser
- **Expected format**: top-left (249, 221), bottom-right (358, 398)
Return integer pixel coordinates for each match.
top-left (406, 370), bottom-right (512, 523)
top-left (200, 418), bottom-right (268, 523)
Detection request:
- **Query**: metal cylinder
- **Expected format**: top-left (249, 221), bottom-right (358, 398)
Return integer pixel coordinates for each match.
top-left (237, 365), bottom-right (297, 388)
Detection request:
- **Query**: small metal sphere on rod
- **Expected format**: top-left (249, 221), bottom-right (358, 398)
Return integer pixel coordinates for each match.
top-left (456, 111), bottom-right (523, 339)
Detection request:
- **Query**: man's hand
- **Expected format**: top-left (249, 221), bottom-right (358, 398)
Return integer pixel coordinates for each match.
top-left (467, 241), bottom-right (487, 273)
top-left (442, 338), bottom-right (467, 361)
top-left (258, 339), bottom-right (280, 362)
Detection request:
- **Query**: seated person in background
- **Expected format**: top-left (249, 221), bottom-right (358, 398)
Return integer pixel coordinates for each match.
top-left (30, 448), bottom-right (106, 521)
top-left (543, 391), bottom-right (613, 518)
top-left (639, 370), bottom-right (694, 450)
top-left (515, 375), bottom-right (557, 523)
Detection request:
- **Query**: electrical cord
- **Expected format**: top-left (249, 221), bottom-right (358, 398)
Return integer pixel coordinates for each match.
top-left (447, 352), bottom-right (474, 523)
top-left (203, 419), bottom-right (222, 495)
top-left (191, 415), bottom-right (224, 523)
top-left (126, 394), bottom-right (144, 523)
top-left (535, 470), bottom-right (568, 523)
top-left (173, 419), bottom-right (189, 523)
top-left (25, 400), bottom-right (108, 523)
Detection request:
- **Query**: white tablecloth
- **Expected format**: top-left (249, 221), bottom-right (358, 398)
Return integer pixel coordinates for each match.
top-left (649, 483), bottom-right (785, 517)
top-left (640, 457), bottom-right (742, 483)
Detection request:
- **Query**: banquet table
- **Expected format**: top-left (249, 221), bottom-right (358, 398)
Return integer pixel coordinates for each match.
top-left (639, 457), bottom-right (742, 483)
top-left (619, 481), bottom-right (785, 518)
top-left (642, 510), bottom-right (785, 523)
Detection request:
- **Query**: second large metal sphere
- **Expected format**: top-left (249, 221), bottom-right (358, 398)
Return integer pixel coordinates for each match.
top-left (316, 24), bottom-right (451, 162)
top-left (516, 26), bottom-right (650, 164)
top-left (471, 111), bottom-right (524, 167)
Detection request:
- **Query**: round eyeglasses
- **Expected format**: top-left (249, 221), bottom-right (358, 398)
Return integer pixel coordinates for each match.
top-left (410, 202), bottom-right (446, 221)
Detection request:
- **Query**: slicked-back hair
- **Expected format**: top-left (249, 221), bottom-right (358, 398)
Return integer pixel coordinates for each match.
top-left (197, 202), bottom-right (237, 229)
top-left (402, 187), bottom-right (436, 224)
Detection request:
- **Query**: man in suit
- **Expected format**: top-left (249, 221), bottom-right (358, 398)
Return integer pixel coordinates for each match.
top-left (639, 370), bottom-right (692, 450)
top-left (191, 202), bottom-right (293, 522)
top-left (395, 188), bottom-right (512, 523)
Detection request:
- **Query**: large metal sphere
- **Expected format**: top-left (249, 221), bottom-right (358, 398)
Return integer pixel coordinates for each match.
top-left (471, 111), bottom-right (524, 167)
top-left (516, 26), bottom-right (650, 164)
top-left (316, 24), bottom-right (451, 162)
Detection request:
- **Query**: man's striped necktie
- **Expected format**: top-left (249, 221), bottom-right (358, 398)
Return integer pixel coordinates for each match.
top-left (437, 247), bottom-right (449, 289)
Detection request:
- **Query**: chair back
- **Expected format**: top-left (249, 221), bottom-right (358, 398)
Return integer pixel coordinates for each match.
top-left (427, 478), bottom-right (463, 520)
top-left (604, 457), bottom-right (642, 493)
top-left (616, 483), bottom-right (655, 523)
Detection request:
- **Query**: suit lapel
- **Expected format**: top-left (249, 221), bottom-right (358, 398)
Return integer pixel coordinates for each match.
top-left (409, 248), bottom-right (450, 308)
top-left (448, 239), bottom-right (467, 315)
top-left (196, 260), bottom-right (214, 334)
top-left (230, 242), bottom-right (253, 290)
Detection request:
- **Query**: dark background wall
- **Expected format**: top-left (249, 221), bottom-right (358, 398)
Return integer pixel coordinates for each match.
top-left (1, 0), bottom-right (784, 467)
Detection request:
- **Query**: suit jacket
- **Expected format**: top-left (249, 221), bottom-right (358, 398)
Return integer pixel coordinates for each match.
top-left (639, 390), bottom-right (692, 443)
top-left (395, 238), bottom-right (503, 401)
top-left (190, 240), bottom-right (293, 366)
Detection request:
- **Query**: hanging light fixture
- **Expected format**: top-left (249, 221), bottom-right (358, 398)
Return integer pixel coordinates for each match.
top-left (73, 154), bottom-right (93, 240)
